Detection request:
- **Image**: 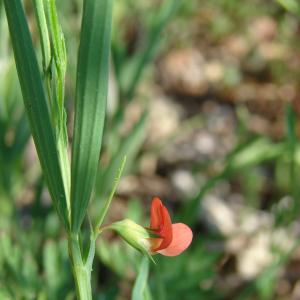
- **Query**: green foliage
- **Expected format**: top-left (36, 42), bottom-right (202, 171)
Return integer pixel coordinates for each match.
top-left (132, 257), bottom-right (150, 300)
top-left (0, 231), bottom-right (73, 299)
top-left (2, 0), bottom-right (300, 299)
top-left (277, 0), bottom-right (300, 16)
top-left (0, 64), bottom-right (30, 202)
top-left (153, 243), bottom-right (221, 300)
top-left (71, 0), bottom-right (113, 233)
top-left (3, 0), bottom-right (69, 229)
top-left (33, 0), bottom-right (71, 221)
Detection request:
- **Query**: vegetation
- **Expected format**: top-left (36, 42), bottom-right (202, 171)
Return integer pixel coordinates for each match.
top-left (1, 0), bottom-right (300, 299)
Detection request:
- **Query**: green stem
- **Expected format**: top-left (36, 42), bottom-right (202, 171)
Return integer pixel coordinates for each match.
top-left (94, 156), bottom-right (126, 232)
top-left (68, 234), bottom-right (93, 300)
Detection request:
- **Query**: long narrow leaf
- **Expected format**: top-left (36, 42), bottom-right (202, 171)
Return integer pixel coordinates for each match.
top-left (32, 0), bottom-right (51, 73)
top-left (3, 0), bottom-right (69, 228)
top-left (9, 113), bottom-right (30, 161)
top-left (71, 0), bottom-right (113, 232)
top-left (33, 0), bottom-right (71, 214)
top-left (132, 257), bottom-right (150, 300)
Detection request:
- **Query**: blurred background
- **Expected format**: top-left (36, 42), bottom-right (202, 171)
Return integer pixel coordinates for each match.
top-left (1, 0), bottom-right (300, 299)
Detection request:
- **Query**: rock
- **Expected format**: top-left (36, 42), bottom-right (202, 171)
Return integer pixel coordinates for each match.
top-left (194, 131), bottom-right (217, 155)
top-left (237, 230), bottom-right (273, 279)
top-left (171, 169), bottom-right (197, 198)
top-left (223, 35), bottom-right (249, 59)
top-left (201, 195), bottom-right (237, 235)
top-left (146, 95), bottom-right (181, 146)
top-left (202, 193), bottom-right (298, 279)
top-left (258, 42), bottom-right (288, 61)
top-left (158, 48), bottom-right (209, 96)
top-left (249, 16), bottom-right (277, 43)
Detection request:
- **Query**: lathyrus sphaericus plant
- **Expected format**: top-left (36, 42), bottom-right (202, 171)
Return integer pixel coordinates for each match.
top-left (3, 0), bottom-right (191, 299)
top-left (4, 0), bottom-right (113, 298)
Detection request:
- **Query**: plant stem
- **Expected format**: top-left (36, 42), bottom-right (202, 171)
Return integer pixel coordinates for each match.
top-left (68, 234), bottom-right (93, 300)
top-left (94, 156), bottom-right (126, 232)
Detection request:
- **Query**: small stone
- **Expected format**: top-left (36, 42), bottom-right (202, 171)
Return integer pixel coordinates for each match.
top-left (237, 231), bottom-right (273, 279)
top-left (249, 16), bottom-right (277, 43)
top-left (202, 195), bottom-right (237, 235)
top-left (171, 169), bottom-right (197, 197)
top-left (147, 96), bottom-right (181, 145)
top-left (159, 48), bottom-right (209, 96)
top-left (205, 61), bottom-right (224, 83)
top-left (194, 131), bottom-right (216, 155)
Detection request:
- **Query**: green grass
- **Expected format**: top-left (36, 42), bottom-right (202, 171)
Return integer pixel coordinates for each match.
top-left (1, 0), bottom-right (300, 299)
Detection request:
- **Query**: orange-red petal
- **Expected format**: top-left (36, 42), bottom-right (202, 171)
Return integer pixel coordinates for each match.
top-left (157, 223), bottom-right (193, 256)
top-left (150, 197), bottom-right (163, 229)
top-left (150, 198), bottom-right (173, 251)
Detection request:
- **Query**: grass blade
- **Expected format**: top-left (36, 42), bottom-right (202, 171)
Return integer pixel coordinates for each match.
top-left (132, 257), bottom-right (150, 300)
top-left (277, 0), bottom-right (300, 16)
top-left (9, 113), bottom-right (30, 161)
top-left (71, 0), bottom-right (113, 232)
top-left (32, 0), bottom-right (51, 73)
top-left (3, 0), bottom-right (69, 228)
top-left (33, 0), bottom-right (71, 214)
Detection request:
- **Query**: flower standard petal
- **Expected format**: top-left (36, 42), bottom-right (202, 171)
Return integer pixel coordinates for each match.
top-left (150, 198), bottom-right (173, 252)
top-left (153, 205), bottom-right (173, 250)
top-left (157, 223), bottom-right (193, 256)
top-left (150, 197), bottom-right (163, 229)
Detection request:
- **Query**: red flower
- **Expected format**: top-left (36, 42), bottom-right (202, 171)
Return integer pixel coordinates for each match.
top-left (148, 197), bottom-right (193, 256)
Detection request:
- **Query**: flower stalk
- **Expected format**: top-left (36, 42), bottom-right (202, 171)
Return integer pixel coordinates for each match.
top-left (68, 234), bottom-right (93, 300)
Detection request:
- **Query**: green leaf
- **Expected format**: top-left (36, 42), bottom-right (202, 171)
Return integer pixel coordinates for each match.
top-left (228, 138), bottom-right (286, 171)
top-left (3, 0), bottom-right (69, 229)
top-left (32, 0), bottom-right (51, 73)
top-left (132, 257), bottom-right (150, 300)
top-left (33, 0), bottom-right (71, 215)
top-left (9, 112), bottom-right (30, 161)
top-left (286, 104), bottom-right (297, 144)
top-left (277, 0), bottom-right (300, 16)
top-left (0, 1), bottom-right (3, 27)
top-left (47, 0), bottom-right (71, 217)
top-left (44, 0), bottom-right (67, 128)
top-left (71, 0), bottom-right (113, 232)
top-left (44, 240), bottom-right (61, 295)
